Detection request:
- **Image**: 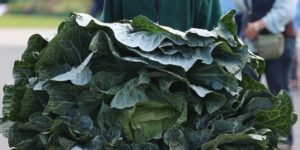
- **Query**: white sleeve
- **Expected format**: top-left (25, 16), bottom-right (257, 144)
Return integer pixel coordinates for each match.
top-left (262, 0), bottom-right (297, 34)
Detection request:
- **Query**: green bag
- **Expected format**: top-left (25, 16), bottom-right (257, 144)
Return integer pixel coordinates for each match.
top-left (254, 33), bottom-right (285, 60)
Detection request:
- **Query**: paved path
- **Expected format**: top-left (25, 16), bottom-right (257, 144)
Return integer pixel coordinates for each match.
top-left (0, 28), bottom-right (299, 149)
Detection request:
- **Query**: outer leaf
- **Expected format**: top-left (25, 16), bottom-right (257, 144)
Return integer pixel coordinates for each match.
top-left (18, 113), bottom-right (52, 132)
top-left (0, 119), bottom-right (14, 138)
top-left (163, 128), bottom-right (188, 150)
top-left (58, 137), bottom-right (77, 150)
top-left (77, 90), bottom-right (105, 115)
top-left (75, 13), bottom-right (185, 52)
top-left (116, 143), bottom-right (160, 150)
top-left (97, 103), bottom-right (134, 131)
top-left (18, 88), bottom-right (43, 119)
top-left (89, 30), bottom-right (144, 77)
top-left (255, 91), bottom-right (297, 136)
top-left (43, 82), bottom-right (85, 115)
top-left (51, 52), bottom-right (94, 85)
top-left (35, 15), bottom-right (96, 80)
top-left (212, 43), bottom-right (249, 80)
top-left (187, 63), bottom-right (240, 96)
top-left (8, 124), bottom-right (37, 148)
top-left (13, 34), bottom-right (48, 86)
top-left (15, 139), bottom-right (38, 150)
top-left (111, 78), bottom-right (148, 109)
top-left (126, 43), bottom-right (220, 71)
top-left (131, 15), bottom-right (186, 51)
top-left (2, 85), bottom-right (27, 121)
top-left (241, 74), bottom-right (269, 92)
top-left (183, 128), bottom-right (211, 150)
top-left (185, 28), bottom-right (217, 47)
top-left (90, 71), bottom-right (128, 94)
top-left (84, 135), bottom-right (107, 150)
top-left (201, 133), bottom-right (267, 150)
top-left (210, 114), bottom-right (254, 138)
top-left (13, 60), bottom-right (35, 87)
top-left (2, 85), bottom-right (14, 119)
top-left (245, 52), bottom-right (265, 78)
top-left (21, 34), bottom-right (48, 63)
top-left (213, 10), bottom-right (239, 47)
top-left (203, 92), bottom-right (227, 114)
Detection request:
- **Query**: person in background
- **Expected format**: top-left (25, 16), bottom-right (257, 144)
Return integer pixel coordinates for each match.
top-left (100, 0), bottom-right (222, 31)
top-left (290, 0), bottom-right (300, 90)
top-left (0, 0), bottom-right (8, 16)
top-left (295, 1), bottom-right (300, 32)
top-left (90, 0), bottom-right (104, 18)
top-left (245, 0), bottom-right (298, 149)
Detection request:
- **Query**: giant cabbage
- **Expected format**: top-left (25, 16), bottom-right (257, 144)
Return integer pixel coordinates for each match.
top-left (0, 11), bottom-right (296, 150)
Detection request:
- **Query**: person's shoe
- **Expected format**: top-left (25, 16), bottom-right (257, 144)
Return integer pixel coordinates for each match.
top-left (71, 146), bottom-right (84, 150)
top-left (277, 143), bottom-right (292, 150)
top-left (0, 4), bottom-right (8, 16)
top-left (290, 79), bottom-right (298, 90)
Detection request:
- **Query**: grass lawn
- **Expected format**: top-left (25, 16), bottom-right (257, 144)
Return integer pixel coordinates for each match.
top-left (0, 14), bottom-right (64, 28)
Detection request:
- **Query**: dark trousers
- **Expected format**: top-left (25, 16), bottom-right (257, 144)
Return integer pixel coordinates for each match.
top-left (265, 37), bottom-right (296, 94)
top-left (265, 37), bottom-right (296, 145)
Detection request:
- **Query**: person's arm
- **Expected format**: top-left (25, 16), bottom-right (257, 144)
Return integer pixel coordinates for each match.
top-left (262, 0), bottom-right (297, 33)
top-left (245, 0), bottom-right (297, 40)
top-left (194, 0), bottom-right (222, 30)
top-left (100, 0), bottom-right (123, 22)
top-left (294, 1), bottom-right (300, 32)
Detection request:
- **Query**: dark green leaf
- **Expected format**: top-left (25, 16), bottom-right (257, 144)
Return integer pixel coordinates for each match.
top-left (212, 43), bottom-right (249, 80)
top-left (111, 78), bottom-right (148, 109)
top-left (43, 82), bottom-right (85, 114)
top-left (126, 43), bottom-right (220, 71)
top-left (19, 88), bottom-right (43, 119)
top-left (163, 128), bottom-right (188, 150)
top-left (201, 133), bottom-right (267, 150)
top-left (35, 16), bottom-right (96, 80)
top-left (204, 92), bottom-right (227, 114)
top-left (8, 123), bottom-right (37, 148)
top-left (213, 10), bottom-right (239, 47)
top-left (19, 113), bottom-right (52, 132)
top-left (2, 85), bottom-right (27, 121)
top-left (51, 52), bottom-right (94, 85)
top-left (255, 91), bottom-right (297, 136)
top-left (58, 137), bottom-right (76, 150)
top-left (188, 63), bottom-right (240, 95)
top-left (77, 90), bottom-right (104, 115)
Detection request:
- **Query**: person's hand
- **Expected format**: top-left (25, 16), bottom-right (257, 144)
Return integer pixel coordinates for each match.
top-left (245, 22), bottom-right (259, 41)
top-left (245, 20), bottom-right (265, 41)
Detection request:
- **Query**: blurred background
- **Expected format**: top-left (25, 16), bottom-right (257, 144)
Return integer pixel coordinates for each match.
top-left (0, 0), bottom-right (95, 28)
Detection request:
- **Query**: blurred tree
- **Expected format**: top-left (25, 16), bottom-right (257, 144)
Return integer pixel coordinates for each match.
top-left (8, 0), bottom-right (92, 15)
top-left (0, 0), bottom-right (8, 16)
